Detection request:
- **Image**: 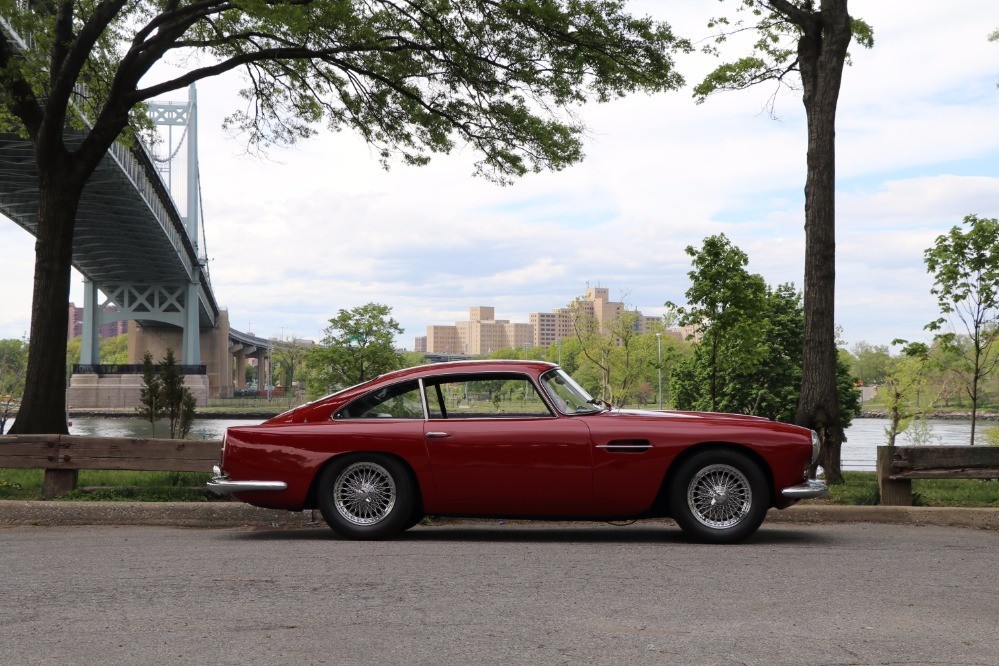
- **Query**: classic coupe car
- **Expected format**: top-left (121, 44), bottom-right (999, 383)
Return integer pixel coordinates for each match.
top-left (209, 360), bottom-right (827, 543)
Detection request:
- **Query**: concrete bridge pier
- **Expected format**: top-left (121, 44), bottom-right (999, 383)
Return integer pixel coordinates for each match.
top-left (67, 309), bottom-right (234, 410)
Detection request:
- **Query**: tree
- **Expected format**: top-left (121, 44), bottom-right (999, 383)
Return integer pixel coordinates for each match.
top-left (566, 298), bottom-right (648, 405)
top-left (0, 337), bottom-right (28, 434)
top-left (881, 341), bottom-right (931, 448)
top-left (924, 214), bottom-right (999, 445)
top-left (1, 0), bottom-right (689, 434)
top-left (159, 348), bottom-right (196, 439)
top-left (99, 333), bottom-right (129, 364)
top-left (694, 1), bottom-right (873, 483)
top-left (670, 236), bottom-right (859, 436)
top-left (667, 234), bottom-right (768, 412)
top-left (848, 341), bottom-right (891, 386)
top-left (271, 337), bottom-right (311, 396)
top-left (136, 351), bottom-right (163, 438)
top-left (136, 348), bottom-right (196, 438)
top-left (306, 303), bottom-right (404, 396)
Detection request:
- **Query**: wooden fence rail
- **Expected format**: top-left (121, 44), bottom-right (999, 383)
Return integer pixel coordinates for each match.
top-left (877, 445), bottom-right (999, 506)
top-left (0, 435), bottom-right (221, 498)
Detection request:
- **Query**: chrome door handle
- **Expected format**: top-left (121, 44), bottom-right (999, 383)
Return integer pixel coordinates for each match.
top-left (426, 431), bottom-right (451, 439)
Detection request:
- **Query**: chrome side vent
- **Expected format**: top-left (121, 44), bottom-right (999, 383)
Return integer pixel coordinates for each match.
top-left (596, 439), bottom-right (652, 453)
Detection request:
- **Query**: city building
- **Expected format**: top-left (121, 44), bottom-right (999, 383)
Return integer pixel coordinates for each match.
top-left (67, 302), bottom-right (129, 341)
top-left (423, 285), bottom-right (676, 355)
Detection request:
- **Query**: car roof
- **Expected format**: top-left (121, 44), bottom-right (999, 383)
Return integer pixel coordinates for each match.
top-left (381, 359), bottom-right (558, 383)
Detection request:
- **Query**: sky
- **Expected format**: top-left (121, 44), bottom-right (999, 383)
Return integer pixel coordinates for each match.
top-left (1, 0), bottom-right (997, 353)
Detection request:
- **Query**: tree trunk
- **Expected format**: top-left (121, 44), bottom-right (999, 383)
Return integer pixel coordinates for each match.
top-left (8, 167), bottom-right (86, 435)
top-left (793, 1), bottom-right (852, 484)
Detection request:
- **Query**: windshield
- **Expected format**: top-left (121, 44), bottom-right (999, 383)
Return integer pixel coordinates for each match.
top-left (540, 368), bottom-right (603, 415)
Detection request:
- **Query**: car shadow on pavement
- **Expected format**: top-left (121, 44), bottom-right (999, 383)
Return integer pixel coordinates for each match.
top-left (223, 523), bottom-right (834, 546)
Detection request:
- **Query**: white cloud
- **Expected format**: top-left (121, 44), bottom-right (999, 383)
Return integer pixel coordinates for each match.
top-left (2, 0), bottom-right (998, 353)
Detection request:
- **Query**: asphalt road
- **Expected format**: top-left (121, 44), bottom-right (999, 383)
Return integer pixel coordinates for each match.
top-left (1, 521), bottom-right (996, 665)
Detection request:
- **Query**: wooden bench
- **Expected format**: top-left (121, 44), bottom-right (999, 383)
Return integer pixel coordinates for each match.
top-left (0, 434), bottom-right (221, 499)
top-left (876, 445), bottom-right (999, 506)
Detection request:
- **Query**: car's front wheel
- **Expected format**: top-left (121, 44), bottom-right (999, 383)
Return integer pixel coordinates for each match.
top-left (668, 449), bottom-right (769, 544)
top-left (317, 454), bottom-right (414, 540)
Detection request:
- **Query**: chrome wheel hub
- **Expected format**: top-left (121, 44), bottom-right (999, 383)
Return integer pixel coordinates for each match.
top-left (687, 464), bottom-right (752, 529)
top-left (334, 462), bottom-right (397, 526)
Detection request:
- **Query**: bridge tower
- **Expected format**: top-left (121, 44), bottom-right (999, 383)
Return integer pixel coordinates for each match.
top-left (68, 84), bottom-right (234, 408)
top-left (78, 84), bottom-right (202, 369)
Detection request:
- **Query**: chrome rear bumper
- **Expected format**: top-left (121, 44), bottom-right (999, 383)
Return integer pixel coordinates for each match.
top-left (207, 466), bottom-right (288, 495)
top-left (781, 479), bottom-right (829, 499)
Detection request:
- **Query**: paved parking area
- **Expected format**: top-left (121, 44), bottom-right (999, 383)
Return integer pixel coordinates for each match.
top-left (2, 521), bottom-right (997, 664)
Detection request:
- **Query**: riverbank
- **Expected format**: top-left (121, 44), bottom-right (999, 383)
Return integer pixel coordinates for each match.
top-left (66, 406), bottom-right (289, 419)
top-left (859, 409), bottom-right (999, 421)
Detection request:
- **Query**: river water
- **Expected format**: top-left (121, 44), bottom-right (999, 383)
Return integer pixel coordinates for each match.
top-left (45, 414), bottom-right (991, 472)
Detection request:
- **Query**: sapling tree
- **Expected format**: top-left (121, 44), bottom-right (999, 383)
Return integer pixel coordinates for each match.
top-left (924, 214), bottom-right (999, 445)
top-left (136, 351), bottom-right (163, 437)
top-left (881, 341), bottom-right (931, 448)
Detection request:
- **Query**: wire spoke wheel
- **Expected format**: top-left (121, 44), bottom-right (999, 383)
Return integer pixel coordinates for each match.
top-left (333, 461), bottom-right (397, 526)
top-left (686, 463), bottom-right (752, 529)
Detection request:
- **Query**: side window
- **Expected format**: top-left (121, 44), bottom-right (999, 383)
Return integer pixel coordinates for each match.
top-left (427, 374), bottom-right (554, 419)
top-left (424, 382), bottom-right (447, 419)
top-left (334, 380), bottom-right (425, 419)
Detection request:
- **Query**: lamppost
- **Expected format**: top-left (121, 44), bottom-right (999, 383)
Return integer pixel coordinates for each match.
top-left (656, 332), bottom-right (663, 410)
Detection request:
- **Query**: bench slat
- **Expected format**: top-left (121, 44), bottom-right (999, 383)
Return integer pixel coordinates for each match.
top-left (0, 435), bottom-right (221, 472)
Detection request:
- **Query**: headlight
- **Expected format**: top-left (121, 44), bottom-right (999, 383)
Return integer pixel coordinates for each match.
top-left (810, 430), bottom-right (820, 465)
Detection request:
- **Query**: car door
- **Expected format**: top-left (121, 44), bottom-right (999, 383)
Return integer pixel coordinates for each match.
top-left (421, 373), bottom-right (594, 516)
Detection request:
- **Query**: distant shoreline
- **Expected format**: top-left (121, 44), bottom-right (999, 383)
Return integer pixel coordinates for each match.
top-left (66, 409), bottom-right (283, 419)
top-left (858, 410), bottom-right (999, 421)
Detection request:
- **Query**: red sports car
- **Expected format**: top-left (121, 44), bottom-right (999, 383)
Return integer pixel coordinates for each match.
top-left (209, 360), bottom-right (827, 543)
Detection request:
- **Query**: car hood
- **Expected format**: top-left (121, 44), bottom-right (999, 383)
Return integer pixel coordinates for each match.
top-left (601, 408), bottom-right (773, 424)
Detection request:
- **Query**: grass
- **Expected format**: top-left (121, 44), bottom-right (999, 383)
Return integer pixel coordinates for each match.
top-left (2, 468), bottom-right (997, 506)
top-left (811, 472), bottom-right (999, 508)
top-left (0, 469), bottom-right (219, 502)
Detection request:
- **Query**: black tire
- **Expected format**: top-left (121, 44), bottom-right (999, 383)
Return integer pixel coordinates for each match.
top-left (317, 453), bottom-right (415, 540)
top-left (401, 510), bottom-right (425, 531)
top-left (667, 449), bottom-right (770, 544)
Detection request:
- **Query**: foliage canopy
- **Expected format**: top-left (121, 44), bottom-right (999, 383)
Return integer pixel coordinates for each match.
top-left (0, 0), bottom-right (689, 180)
top-left (669, 234), bottom-right (859, 428)
top-left (924, 214), bottom-right (999, 445)
top-left (2, 0), bottom-right (691, 434)
top-left (306, 303), bottom-right (404, 395)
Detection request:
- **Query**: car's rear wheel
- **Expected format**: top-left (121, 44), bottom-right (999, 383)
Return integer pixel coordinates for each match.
top-left (317, 454), bottom-right (414, 540)
top-left (668, 449), bottom-right (769, 544)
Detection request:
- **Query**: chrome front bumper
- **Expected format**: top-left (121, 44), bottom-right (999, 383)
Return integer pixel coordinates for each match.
top-left (781, 480), bottom-right (829, 499)
top-left (207, 466), bottom-right (288, 495)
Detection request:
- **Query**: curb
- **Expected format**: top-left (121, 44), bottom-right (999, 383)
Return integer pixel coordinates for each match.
top-left (1, 500), bottom-right (997, 530)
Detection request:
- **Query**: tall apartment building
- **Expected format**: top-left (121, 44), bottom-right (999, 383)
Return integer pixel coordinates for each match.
top-left (426, 325), bottom-right (463, 355)
top-left (67, 302), bottom-right (129, 341)
top-left (423, 285), bottom-right (669, 355)
top-left (425, 306), bottom-right (533, 355)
